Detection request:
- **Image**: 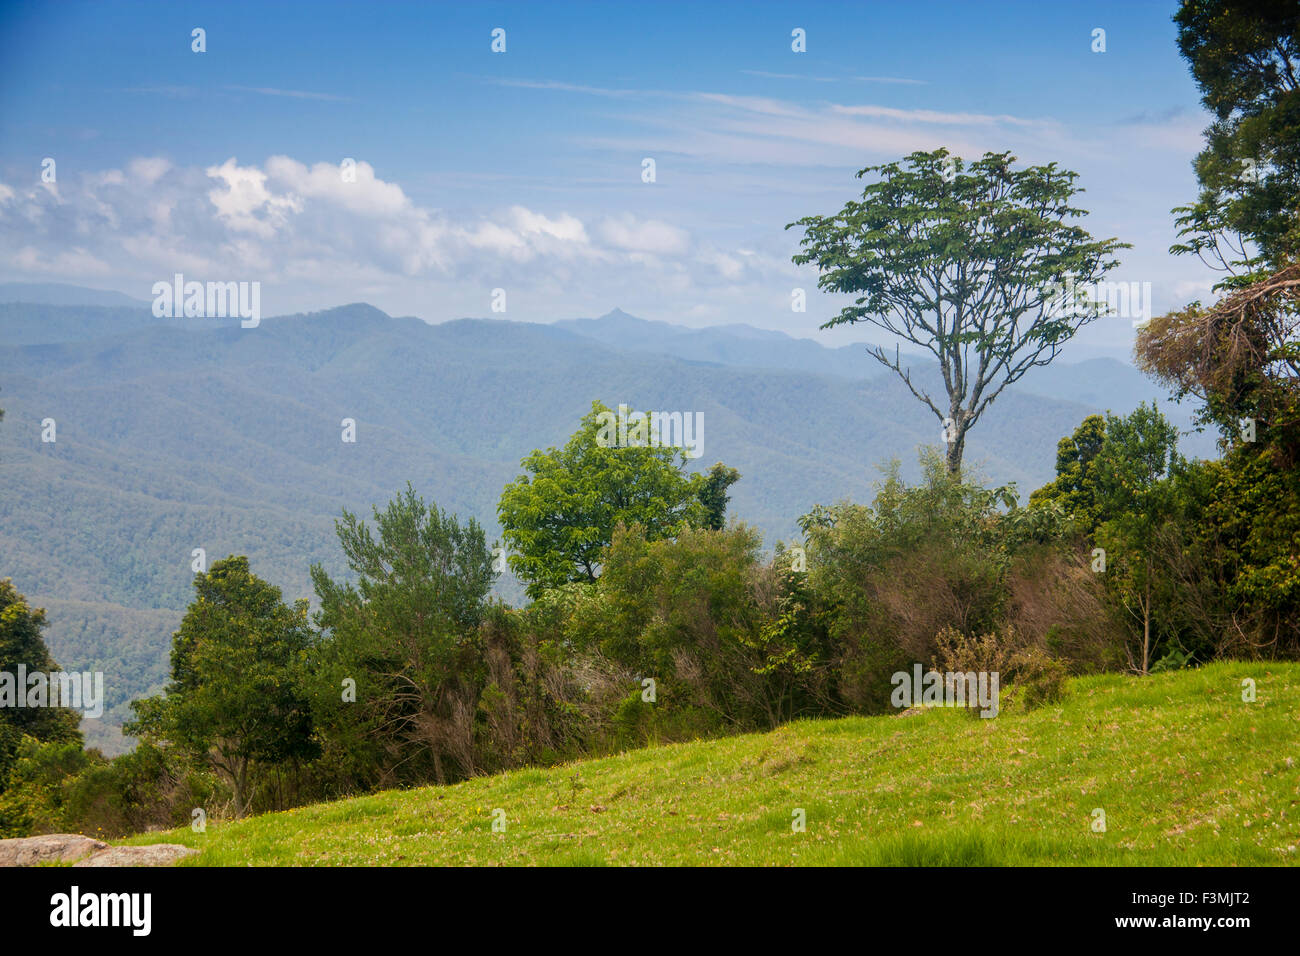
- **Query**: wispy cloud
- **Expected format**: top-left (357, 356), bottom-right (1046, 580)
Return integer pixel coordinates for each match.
top-left (578, 91), bottom-right (1056, 168)
top-left (830, 103), bottom-right (1048, 128)
top-left (489, 79), bottom-right (1053, 165)
top-left (486, 78), bottom-right (654, 98)
top-left (124, 85), bottom-right (353, 103)
top-left (853, 76), bottom-right (927, 85)
top-left (1107, 106), bottom-right (1208, 152)
top-left (741, 69), bottom-right (926, 85)
top-left (224, 86), bottom-right (354, 102)
top-left (123, 85), bottom-right (198, 98)
top-left (692, 93), bottom-right (805, 117)
top-left (1114, 106), bottom-right (1187, 126)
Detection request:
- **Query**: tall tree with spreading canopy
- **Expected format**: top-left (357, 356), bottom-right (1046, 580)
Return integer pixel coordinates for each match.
top-left (788, 149), bottom-right (1128, 473)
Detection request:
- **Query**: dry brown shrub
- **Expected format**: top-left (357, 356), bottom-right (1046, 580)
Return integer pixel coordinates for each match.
top-left (1005, 545), bottom-right (1125, 672)
top-left (872, 543), bottom-right (1003, 664)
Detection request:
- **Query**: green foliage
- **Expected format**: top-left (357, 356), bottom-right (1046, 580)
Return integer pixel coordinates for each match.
top-left (803, 453), bottom-right (1019, 680)
top-left (498, 401), bottom-right (709, 597)
top-left (0, 736), bottom-right (94, 837)
top-left (61, 741), bottom-right (221, 837)
top-left (469, 603), bottom-right (595, 772)
top-left (568, 522), bottom-right (837, 735)
top-left (788, 148), bottom-right (1128, 471)
top-left (800, 451), bottom-right (1110, 710)
top-left (932, 626), bottom-right (1070, 713)
top-left (1150, 646), bottom-right (1194, 673)
top-left (698, 462), bottom-right (741, 531)
top-left (1092, 404), bottom-right (1181, 523)
top-left (1161, 447), bottom-right (1300, 657)
top-left (1173, 0), bottom-right (1300, 272)
top-left (1035, 400), bottom-right (1300, 667)
top-left (3, 299), bottom-right (1160, 751)
top-left (585, 523), bottom-right (769, 728)
top-left (0, 580), bottom-right (82, 796)
top-left (1029, 414), bottom-right (1107, 532)
top-left (310, 484), bottom-right (495, 787)
top-left (127, 556), bottom-right (317, 814)
top-left (1004, 646), bottom-right (1070, 710)
top-left (1089, 405), bottom-right (1182, 673)
top-left (1134, 28), bottom-right (1300, 656)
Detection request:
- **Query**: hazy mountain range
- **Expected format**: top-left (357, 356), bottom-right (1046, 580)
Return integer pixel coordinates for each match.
top-left (0, 285), bottom-right (1213, 752)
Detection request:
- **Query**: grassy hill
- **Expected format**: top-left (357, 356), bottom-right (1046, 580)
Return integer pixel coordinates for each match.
top-left (124, 663), bottom-right (1300, 866)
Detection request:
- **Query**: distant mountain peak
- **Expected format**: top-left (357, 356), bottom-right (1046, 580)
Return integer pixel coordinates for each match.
top-left (0, 282), bottom-right (149, 308)
top-left (581, 308), bottom-right (694, 337)
top-left (287, 302), bottom-right (392, 324)
top-left (592, 307), bottom-right (666, 328)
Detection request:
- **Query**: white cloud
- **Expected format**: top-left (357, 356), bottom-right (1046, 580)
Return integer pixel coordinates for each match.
top-left (128, 157), bottom-right (172, 185)
top-left (264, 156), bottom-right (409, 217)
top-left (0, 156), bottom-right (765, 309)
top-left (205, 157), bottom-right (303, 237)
top-left (701, 249), bottom-right (745, 279)
top-left (507, 206), bottom-right (589, 243)
top-left (596, 214), bottom-right (690, 256)
top-left (14, 245), bottom-right (110, 275)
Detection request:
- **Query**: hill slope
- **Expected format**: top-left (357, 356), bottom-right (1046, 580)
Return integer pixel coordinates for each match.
top-left (127, 663), bottom-right (1299, 866)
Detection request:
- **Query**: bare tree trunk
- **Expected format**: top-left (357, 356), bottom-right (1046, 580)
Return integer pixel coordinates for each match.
top-left (945, 410), bottom-right (967, 474)
top-left (235, 757), bottom-right (249, 817)
top-left (1142, 571), bottom-right (1151, 676)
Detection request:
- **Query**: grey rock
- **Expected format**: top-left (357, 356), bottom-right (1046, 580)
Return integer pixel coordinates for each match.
top-left (73, 844), bottom-right (198, 867)
top-left (0, 834), bottom-right (110, 866)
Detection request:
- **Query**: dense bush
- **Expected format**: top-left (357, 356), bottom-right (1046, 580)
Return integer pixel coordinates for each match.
top-left (798, 453), bottom-right (1088, 713)
top-left (567, 521), bottom-right (838, 739)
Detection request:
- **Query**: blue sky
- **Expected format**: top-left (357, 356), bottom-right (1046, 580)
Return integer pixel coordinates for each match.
top-left (0, 0), bottom-right (1218, 356)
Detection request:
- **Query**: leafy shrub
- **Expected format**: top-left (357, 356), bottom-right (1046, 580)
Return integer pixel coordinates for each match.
top-left (1150, 646), bottom-right (1194, 673)
top-left (1004, 645), bottom-right (1070, 709)
top-left (933, 626), bottom-right (1068, 713)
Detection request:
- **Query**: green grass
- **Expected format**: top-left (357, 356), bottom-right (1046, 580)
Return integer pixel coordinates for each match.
top-left (126, 662), bottom-right (1300, 866)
